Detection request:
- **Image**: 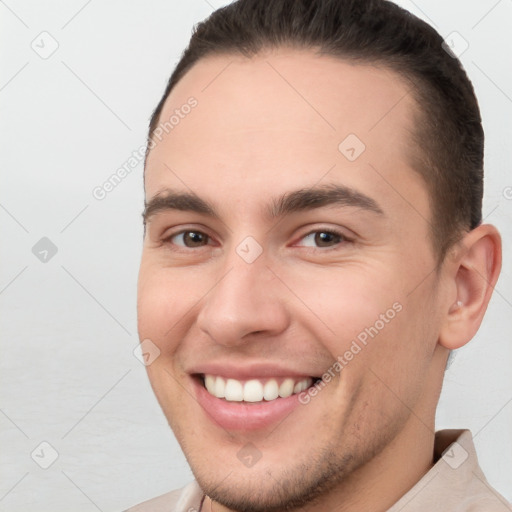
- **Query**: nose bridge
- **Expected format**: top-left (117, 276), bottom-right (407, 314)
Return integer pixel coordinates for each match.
top-left (197, 247), bottom-right (289, 345)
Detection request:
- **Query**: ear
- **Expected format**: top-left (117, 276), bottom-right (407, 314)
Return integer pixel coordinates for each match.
top-left (439, 224), bottom-right (502, 350)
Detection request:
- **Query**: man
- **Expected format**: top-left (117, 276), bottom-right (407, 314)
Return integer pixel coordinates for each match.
top-left (128, 0), bottom-right (510, 510)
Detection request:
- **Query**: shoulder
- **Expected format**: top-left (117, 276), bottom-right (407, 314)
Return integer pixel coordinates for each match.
top-left (388, 430), bottom-right (512, 512)
top-left (462, 496), bottom-right (512, 512)
top-left (123, 481), bottom-right (203, 512)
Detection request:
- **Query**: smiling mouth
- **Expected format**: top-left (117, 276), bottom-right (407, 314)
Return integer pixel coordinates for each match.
top-left (200, 374), bottom-right (320, 403)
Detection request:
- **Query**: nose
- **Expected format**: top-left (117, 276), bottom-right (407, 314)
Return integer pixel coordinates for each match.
top-left (196, 253), bottom-right (290, 347)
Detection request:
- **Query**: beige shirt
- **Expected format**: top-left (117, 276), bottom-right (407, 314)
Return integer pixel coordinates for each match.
top-left (125, 430), bottom-right (512, 511)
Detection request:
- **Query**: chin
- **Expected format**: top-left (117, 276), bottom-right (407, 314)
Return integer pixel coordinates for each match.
top-left (187, 439), bottom-right (362, 512)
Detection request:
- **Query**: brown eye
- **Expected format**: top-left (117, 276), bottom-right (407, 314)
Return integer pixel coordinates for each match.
top-left (315, 231), bottom-right (343, 247)
top-left (298, 230), bottom-right (345, 248)
top-left (169, 231), bottom-right (209, 248)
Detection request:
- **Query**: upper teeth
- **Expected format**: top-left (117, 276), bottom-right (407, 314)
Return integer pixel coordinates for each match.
top-left (204, 375), bottom-right (313, 402)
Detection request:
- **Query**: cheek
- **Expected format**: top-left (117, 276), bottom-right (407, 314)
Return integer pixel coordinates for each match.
top-left (285, 267), bottom-right (403, 352)
top-left (137, 265), bottom-right (192, 351)
top-left (137, 268), bottom-right (193, 415)
top-left (342, 297), bottom-right (437, 418)
top-left (290, 267), bottom-right (435, 400)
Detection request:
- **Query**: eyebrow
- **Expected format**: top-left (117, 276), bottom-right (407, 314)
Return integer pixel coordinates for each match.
top-left (142, 184), bottom-right (384, 225)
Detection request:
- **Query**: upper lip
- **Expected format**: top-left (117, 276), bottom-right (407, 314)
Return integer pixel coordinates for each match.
top-left (188, 361), bottom-right (320, 380)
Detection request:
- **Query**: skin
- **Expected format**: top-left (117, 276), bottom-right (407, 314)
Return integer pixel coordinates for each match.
top-left (137, 49), bottom-right (501, 512)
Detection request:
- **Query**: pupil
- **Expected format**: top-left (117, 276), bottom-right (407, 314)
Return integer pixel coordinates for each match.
top-left (185, 232), bottom-right (205, 247)
top-left (315, 232), bottom-right (338, 246)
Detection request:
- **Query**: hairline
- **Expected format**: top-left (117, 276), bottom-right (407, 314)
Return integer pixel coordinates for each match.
top-left (145, 47), bottom-right (466, 266)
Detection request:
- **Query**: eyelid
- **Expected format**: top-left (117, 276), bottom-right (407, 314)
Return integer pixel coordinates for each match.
top-left (160, 224), bottom-right (354, 250)
top-left (161, 226), bottom-right (217, 247)
top-left (292, 225), bottom-right (354, 247)
top-left (160, 222), bottom-right (212, 238)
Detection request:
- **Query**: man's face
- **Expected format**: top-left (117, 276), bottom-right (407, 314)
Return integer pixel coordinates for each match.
top-left (138, 51), bottom-right (448, 510)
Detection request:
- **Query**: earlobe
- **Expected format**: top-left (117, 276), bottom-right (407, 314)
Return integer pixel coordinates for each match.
top-left (439, 224), bottom-right (502, 350)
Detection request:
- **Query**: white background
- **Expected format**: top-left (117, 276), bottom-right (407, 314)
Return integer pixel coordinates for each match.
top-left (1, 1), bottom-right (511, 510)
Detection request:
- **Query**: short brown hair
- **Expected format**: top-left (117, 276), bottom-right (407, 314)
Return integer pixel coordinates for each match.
top-left (146, 0), bottom-right (484, 262)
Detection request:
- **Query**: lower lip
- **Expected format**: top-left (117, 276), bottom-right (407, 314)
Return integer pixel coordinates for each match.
top-left (193, 377), bottom-right (304, 431)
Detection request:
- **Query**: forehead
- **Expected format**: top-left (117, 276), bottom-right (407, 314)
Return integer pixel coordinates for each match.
top-left (144, 50), bottom-right (428, 225)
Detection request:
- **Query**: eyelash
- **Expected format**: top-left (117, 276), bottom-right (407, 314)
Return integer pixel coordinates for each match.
top-left (162, 227), bottom-right (351, 251)
top-left (297, 229), bottom-right (350, 249)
